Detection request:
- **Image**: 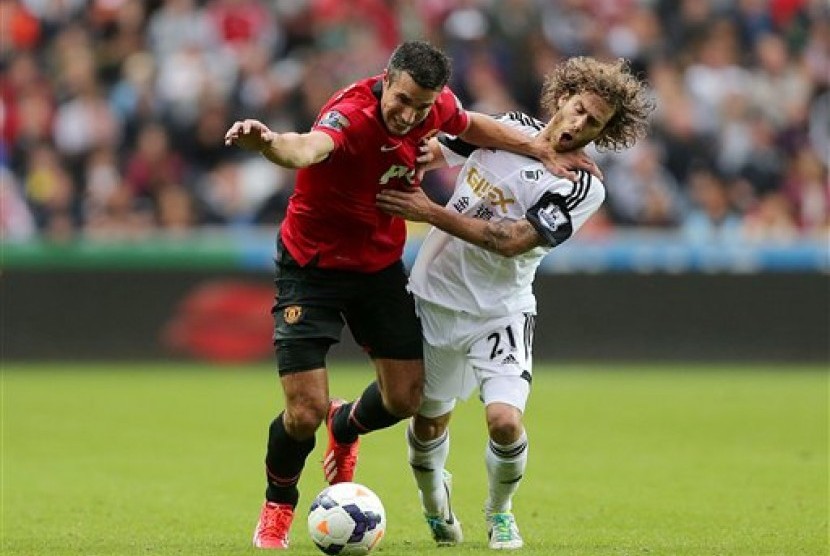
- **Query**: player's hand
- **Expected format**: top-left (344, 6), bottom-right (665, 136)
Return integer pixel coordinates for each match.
top-left (537, 147), bottom-right (603, 182)
top-left (376, 186), bottom-right (436, 223)
top-left (224, 119), bottom-right (275, 152)
top-left (414, 138), bottom-right (433, 182)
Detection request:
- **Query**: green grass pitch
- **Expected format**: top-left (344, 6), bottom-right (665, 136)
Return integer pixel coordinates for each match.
top-left (2, 362), bottom-right (827, 555)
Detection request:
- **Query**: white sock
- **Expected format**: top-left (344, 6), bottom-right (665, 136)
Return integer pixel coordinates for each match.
top-left (485, 431), bottom-right (528, 514)
top-left (407, 422), bottom-right (450, 516)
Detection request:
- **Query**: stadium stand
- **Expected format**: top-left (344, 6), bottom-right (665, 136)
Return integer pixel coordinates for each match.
top-left (1, 0), bottom-right (827, 243)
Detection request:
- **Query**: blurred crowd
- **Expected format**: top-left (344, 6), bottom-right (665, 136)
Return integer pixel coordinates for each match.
top-left (1, 0), bottom-right (828, 244)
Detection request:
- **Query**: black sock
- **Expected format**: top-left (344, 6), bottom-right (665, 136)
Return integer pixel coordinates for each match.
top-left (333, 381), bottom-right (402, 444)
top-left (264, 413), bottom-right (315, 507)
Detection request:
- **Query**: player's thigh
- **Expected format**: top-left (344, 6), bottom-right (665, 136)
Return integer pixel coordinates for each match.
top-left (470, 313), bottom-right (535, 371)
top-left (469, 312), bottom-right (535, 413)
top-left (481, 377), bottom-right (530, 415)
top-left (419, 341), bottom-right (467, 417)
top-left (272, 244), bottom-right (350, 372)
top-left (345, 260), bottom-right (423, 361)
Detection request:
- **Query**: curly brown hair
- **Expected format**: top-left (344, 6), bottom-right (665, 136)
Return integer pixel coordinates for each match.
top-left (540, 57), bottom-right (654, 151)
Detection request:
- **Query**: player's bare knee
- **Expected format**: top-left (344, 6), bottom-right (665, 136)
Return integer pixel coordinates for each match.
top-left (376, 359), bottom-right (423, 417)
top-left (284, 401), bottom-right (327, 439)
top-left (488, 420), bottom-right (523, 445)
top-left (377, 377), bottom-right (422, 417)
top-left (384, 390), bottom-right (421, 418)
top-left (412, 413), bottom-right (449, 440)
top-left (486, 408), bottom-right (524, 444)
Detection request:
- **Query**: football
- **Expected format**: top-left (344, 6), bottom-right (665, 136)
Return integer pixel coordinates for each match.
top-left (307, 482), bottom-right (386, 555)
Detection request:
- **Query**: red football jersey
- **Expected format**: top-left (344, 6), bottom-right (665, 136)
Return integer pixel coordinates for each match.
top-left (279, 75), bottom-right (469, 272)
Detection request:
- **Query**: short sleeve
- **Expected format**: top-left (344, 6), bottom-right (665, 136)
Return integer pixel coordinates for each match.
top-left (526, 170), bottom-right (605, 247)
top-left (435, 87), bottom-right (469, 136)
top-left (311, 103), bottom-right (363, 151)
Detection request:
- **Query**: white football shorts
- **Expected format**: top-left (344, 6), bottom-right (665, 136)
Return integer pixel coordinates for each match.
top-left (415, 298), bottom-right (535, 418)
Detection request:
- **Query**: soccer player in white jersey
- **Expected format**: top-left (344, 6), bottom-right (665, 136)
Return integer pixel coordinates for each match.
top-left (376, 57), bottom-right (653, 550)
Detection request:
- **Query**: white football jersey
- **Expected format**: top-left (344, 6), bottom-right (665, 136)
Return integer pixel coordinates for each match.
top-left (409, 112), bottom-right (605, 317)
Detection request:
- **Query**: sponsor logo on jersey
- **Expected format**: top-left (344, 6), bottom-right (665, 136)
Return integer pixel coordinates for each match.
top-left (452, 196), bottom-right (471, 213)
top-left (283, 306), bottom-right (303, 324)
top-left (474, 205), bottom-right (494, 220)
top-left (465, 168), bottom-right (514, 212)
top-left (318, 110), bottom-right (349, 131)
top-left (380, 142), bottom-right (401, 152)
top-left (379, 164), bottom-right (416, 185)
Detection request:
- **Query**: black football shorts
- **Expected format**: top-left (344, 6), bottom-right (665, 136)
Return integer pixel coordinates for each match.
top-left (272, 237), bottom-right (423, 362)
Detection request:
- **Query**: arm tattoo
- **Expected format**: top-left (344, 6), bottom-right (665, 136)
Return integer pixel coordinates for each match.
top-left (481, 219), bottom-right (541, 254)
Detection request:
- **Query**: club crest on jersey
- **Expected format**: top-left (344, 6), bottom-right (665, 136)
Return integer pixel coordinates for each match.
top-left (283, 306), bottom-right (303, 324)
top-left (521, 169), bottom-right (544, 183)
top-left (318, 110), bottom-right (349, 131)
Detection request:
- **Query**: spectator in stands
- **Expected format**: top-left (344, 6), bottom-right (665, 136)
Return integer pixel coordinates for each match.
top-left (748, 32), bottom-right (812, 131)
top-left (0, 165), bottom-right (36, 241)
top-left (124, 121), bottom-right (185, 200)
top-left (23, 143), bottom-right (77, 240)
top-left (783, 148), bottom-right (829, 236)
top-left (681, 166), bottom-right (743, 244)
top-left (605, 139), bottom-right (685, 228)
top-left (1, 52), bottom-right (55, 176)
top-left (742, 191), bottom-right (799, 242)
top-left (649, 59), bottom-right (717, 191)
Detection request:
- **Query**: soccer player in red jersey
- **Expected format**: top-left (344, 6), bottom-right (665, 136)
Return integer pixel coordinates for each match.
top-left (224, 40), bottom-right (596, 549)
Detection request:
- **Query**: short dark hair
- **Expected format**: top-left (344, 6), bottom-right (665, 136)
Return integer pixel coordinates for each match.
top-left (387, 40), bottom-right (452, 90)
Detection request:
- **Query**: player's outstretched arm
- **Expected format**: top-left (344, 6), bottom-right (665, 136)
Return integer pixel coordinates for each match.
top-left (224, 119), bottom-right (335, 169)
top-left (459, 112), bottom-right (601, 181)
top-left (376, 187), bottom-right (543, 257)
